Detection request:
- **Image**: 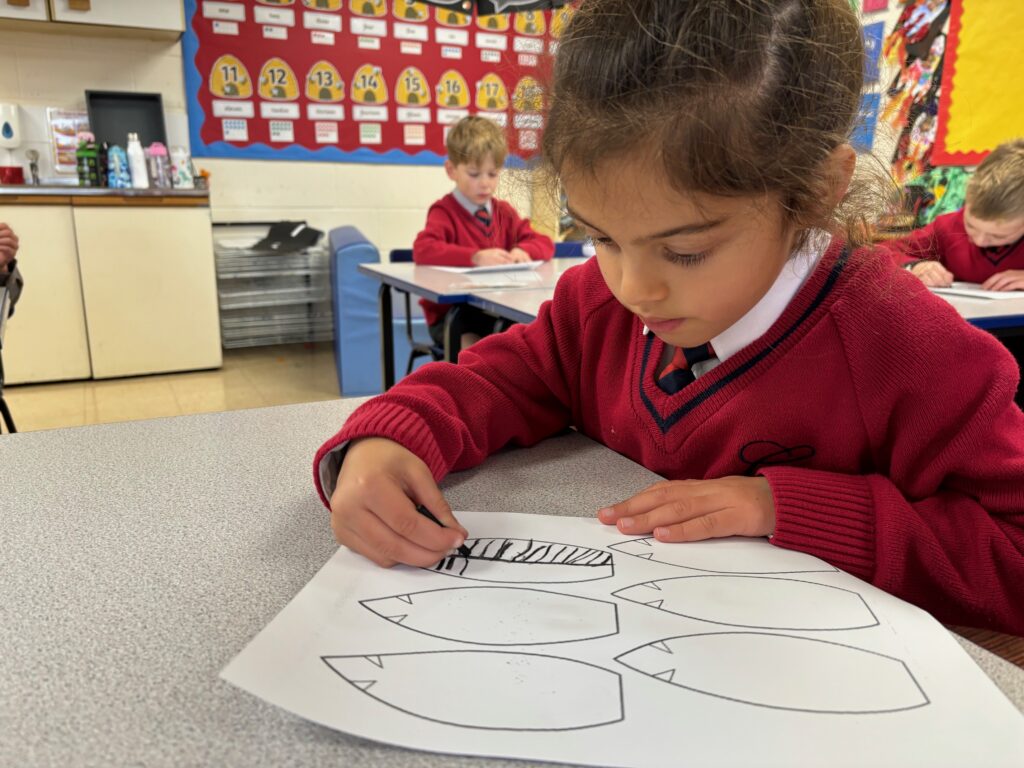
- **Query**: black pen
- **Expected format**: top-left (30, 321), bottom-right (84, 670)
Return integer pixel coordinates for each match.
top-left (416, 504), bottom-right (471, 557)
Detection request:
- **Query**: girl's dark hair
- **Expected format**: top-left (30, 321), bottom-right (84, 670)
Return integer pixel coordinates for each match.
top-left (543, 0), bottom-right (884, 246)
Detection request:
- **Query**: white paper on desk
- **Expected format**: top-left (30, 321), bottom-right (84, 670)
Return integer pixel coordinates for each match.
top-left (432, 261), bottom-right (543, 274)
top-left (930, 282), bottom-right (1023, 300)
top-left (461, 270), bottom-right (544, 289)
top-left (222, 512), bottom-right (1024, 768)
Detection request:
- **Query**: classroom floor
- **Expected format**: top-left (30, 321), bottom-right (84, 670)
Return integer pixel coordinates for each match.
top-left (3, 342), bottom-right (340, 433)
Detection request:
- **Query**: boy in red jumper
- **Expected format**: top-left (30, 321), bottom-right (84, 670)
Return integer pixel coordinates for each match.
top-left (883, 139), bottom-right (1024, 291)
top-left (413, 116), bottom-right (553, 352)
top-left (315, 1), bottom-right (1024, 636)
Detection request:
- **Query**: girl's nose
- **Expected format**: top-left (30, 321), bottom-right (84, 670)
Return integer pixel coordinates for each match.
top-left (618, 254), bottom-right (668, 308)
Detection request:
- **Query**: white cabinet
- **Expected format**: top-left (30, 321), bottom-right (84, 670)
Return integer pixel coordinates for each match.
top-left (48, 0), bottom-right (183, 32)
top-left (74, 205), bottom-right (222, 378)
top-left (0, 0), bottom-right (49, 21)
top-left (0, 204), bottom-right (92, 384)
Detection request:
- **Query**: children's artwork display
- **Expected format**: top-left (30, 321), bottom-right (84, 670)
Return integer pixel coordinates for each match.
top-left (933, 0), bottom-right (1024, 165)
top-left (880, 0), bottom-right (951, 183)
top-left (183, 0), bottom-right (574, 165)
top-left (222, 511), bottom-right (1024, 768)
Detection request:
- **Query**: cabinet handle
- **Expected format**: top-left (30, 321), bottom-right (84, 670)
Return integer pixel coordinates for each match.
top-left (68, 0), bottom-right (92, 10)
top-left (6, 0), bottom-right (31, 8)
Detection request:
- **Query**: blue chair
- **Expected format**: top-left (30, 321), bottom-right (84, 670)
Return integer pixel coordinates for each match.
top-left (389, 249), bottom-right (445, 374)
top-left (328, 227), bottom-right (430, 396)
top-left (554, 240), bottom-right (586, 257)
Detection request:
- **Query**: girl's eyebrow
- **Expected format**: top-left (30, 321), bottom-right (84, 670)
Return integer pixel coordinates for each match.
top-left (566, 207), bottom-right (728, 243)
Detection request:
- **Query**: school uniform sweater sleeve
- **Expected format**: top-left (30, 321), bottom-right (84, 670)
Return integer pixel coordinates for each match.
top-left (764, 270), bottom-right (1024, 633)
top-left (313, 262), bottom-right (603, 505)
top-left (496, 200), bottom-right (554, 261)
top-left (412, 201), bottom-right (479, 267)
top-left (877, 214), bottom-right (949, 267)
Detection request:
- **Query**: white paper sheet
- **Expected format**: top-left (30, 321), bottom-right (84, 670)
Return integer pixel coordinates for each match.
top-left (432, 262), bottom-right (543, 274)
top-left (930, 282), bottom-right (1023, 300)
top-left (222, 512), bottom-right (1024, 768)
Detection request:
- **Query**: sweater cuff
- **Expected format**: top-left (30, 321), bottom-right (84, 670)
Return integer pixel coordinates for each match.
top-left (759, 467), bottom-right (877, 581)
top-left (312, 401), bottom-right (449, 507)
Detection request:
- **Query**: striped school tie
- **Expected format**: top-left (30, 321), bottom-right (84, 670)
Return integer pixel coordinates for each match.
top-left (474, 206), bottom-right (492, 231)
top-left (657, 343), bottom-right (715, 394)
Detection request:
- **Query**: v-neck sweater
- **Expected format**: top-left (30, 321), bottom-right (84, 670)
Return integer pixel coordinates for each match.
top-left (880, 209), bottom-right (1024, 282)
top-left (315, 240), bottom-right (1024, 634)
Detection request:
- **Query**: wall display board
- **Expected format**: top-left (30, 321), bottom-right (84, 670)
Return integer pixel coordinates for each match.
top-left (184, 0), bottom-right (575, 165)
top-left (933, 0), bottom-right (1024, 166)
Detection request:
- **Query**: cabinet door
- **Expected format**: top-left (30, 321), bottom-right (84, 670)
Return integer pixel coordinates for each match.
top-left (0, 205), bottom-right (92, 384)
top-left (48, 0), bottom-right (183, 31)
top-left (74, 206), bottom-right (222, 379)
top-left (0, 0), bottom-right (49, 21)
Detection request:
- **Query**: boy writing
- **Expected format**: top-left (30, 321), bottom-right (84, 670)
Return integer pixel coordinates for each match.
top-left (884, 138), bottom-right (1024, 291)
top-left (413, 116), bottom-right (553, 353)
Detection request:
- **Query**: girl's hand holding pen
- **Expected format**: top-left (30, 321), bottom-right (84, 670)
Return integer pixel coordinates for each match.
top-left (597, 476), bottom-right (776, 542)
top-left (330, 437), bottom-right (468, 568)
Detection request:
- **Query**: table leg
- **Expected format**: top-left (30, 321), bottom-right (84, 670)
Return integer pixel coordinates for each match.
top-left (378, 283), bottom-right (395, 391)
top-left (443, 305), bottom-right (463, 363)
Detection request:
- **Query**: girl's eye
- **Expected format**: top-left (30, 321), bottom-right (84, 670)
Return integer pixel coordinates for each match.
top-left (663, 249), bottom-right (709, 267)
top-left (588, 235), bottom-right (617, 250)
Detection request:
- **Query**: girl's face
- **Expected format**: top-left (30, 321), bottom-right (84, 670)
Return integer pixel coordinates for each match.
top-left (564, 155), bottom-right (799, 349)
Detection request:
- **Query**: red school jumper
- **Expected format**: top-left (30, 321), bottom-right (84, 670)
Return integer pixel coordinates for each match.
top-left (881, 209), bottom-right (1024, 282)
top-left (412, 193), bottom-right (554, 327)
top-left (315, 241), bottom-right (1024, 635)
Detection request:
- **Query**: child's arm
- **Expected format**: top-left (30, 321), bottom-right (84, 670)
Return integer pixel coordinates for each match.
top-left (876, 220), bottom-right (943, 267)
top-left (499, 201), bottom-right (555, 262)
top-left (413, 205), bottom-right (479, 267)
top-left (765, 285), bottom-right (1024, 634)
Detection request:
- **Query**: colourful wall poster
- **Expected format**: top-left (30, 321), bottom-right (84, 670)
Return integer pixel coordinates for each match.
top-left (863, 21), bottom-right (884, 83)
top-left (934, 0), bottom-right (1024, 166)
top-left (851, 92), bottom-right (881, 152)
top-left (183, 0), bottom-right (574, 165)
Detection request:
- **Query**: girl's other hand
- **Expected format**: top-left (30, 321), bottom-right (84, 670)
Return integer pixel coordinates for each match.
top-left (330, 438), bottom-right (468, 567)
top-left (597, 477), bottom-right (776, 542)
top-left (909, 260), bottom-right (954, 287)
top-left (472, 248), bottom-right (513, 266)
top-left (508, 247), bottom-right (532, 263)
top-left (981, 269), bottom-right (1024, 292)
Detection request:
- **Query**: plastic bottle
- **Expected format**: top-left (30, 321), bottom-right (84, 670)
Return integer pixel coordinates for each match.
top-left (75, 131), bottom-right (99, 187)
top-left (146, 141), bottom-right (172, 189)
top-left (170, 146), bottom-right (195, 189)
top-left (97, 142), bottom-right (109, 188)
top-left (106, 145), bottom-right (130, 189)
top-left (126, 132), bottom-right (149, 189)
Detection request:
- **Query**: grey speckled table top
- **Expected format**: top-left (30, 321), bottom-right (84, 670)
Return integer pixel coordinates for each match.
top-left (2, 398), bottom-right (1022, 767)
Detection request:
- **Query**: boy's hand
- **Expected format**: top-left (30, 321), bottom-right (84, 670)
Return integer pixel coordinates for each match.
top-left (597, 477), bottom-right (776, 542)
top-left (508, 247), bottom-right (532, 263)
top-left (472, 248), bottom-right (513, 266)
top-left (0, 223), bottom-right (19, 271)
top-left (981, 269), bottom-right (1024, 292)
top-left (909, 260), bottom-right (953, 287)
top-left (330, 437), bottom-right (468, 568)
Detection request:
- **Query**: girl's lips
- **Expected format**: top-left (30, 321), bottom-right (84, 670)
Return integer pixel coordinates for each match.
top-left (642, 316), bottom-right (684, 333)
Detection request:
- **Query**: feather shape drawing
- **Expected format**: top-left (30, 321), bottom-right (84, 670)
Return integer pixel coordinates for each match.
top-left (323, 651), bottom-right (624, 730)
top-left (613, 576), bottom-right (878, 630)
top-left (607, 537), bottom-right (837, 574)
top-left (361, 586), bottom-right (619, 645)
top-left (616, 633), bottom-right (929, 714)
top-left (429, 538), bottom-right (614, 583)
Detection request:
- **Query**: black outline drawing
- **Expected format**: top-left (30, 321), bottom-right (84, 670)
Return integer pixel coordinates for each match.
top-left (612, 576), bottom-right (879, 631)
top-left (360, 586), bottom-right (620, 645)
top-left (607, 537), bottom-right (838, 574)
top-left (322, 650), bottom-right (625, 731)
top-left (615, 632), bottom-right (930, 714)
top-left (428, 537), bottom-right (615, 583)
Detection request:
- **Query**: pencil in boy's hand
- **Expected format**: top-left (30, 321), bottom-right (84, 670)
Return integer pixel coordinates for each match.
top-left (416, 504), bottom-right (471, 557)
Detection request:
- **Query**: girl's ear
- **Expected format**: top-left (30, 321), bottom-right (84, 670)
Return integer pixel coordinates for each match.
top-left (826, 143), bottom-right (857, 207)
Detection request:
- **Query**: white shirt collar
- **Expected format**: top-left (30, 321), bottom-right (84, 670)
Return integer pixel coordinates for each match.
top-left (710, 232), bottom-right (830, 363)
top-left (452, 188), bottom-right (491, 216)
